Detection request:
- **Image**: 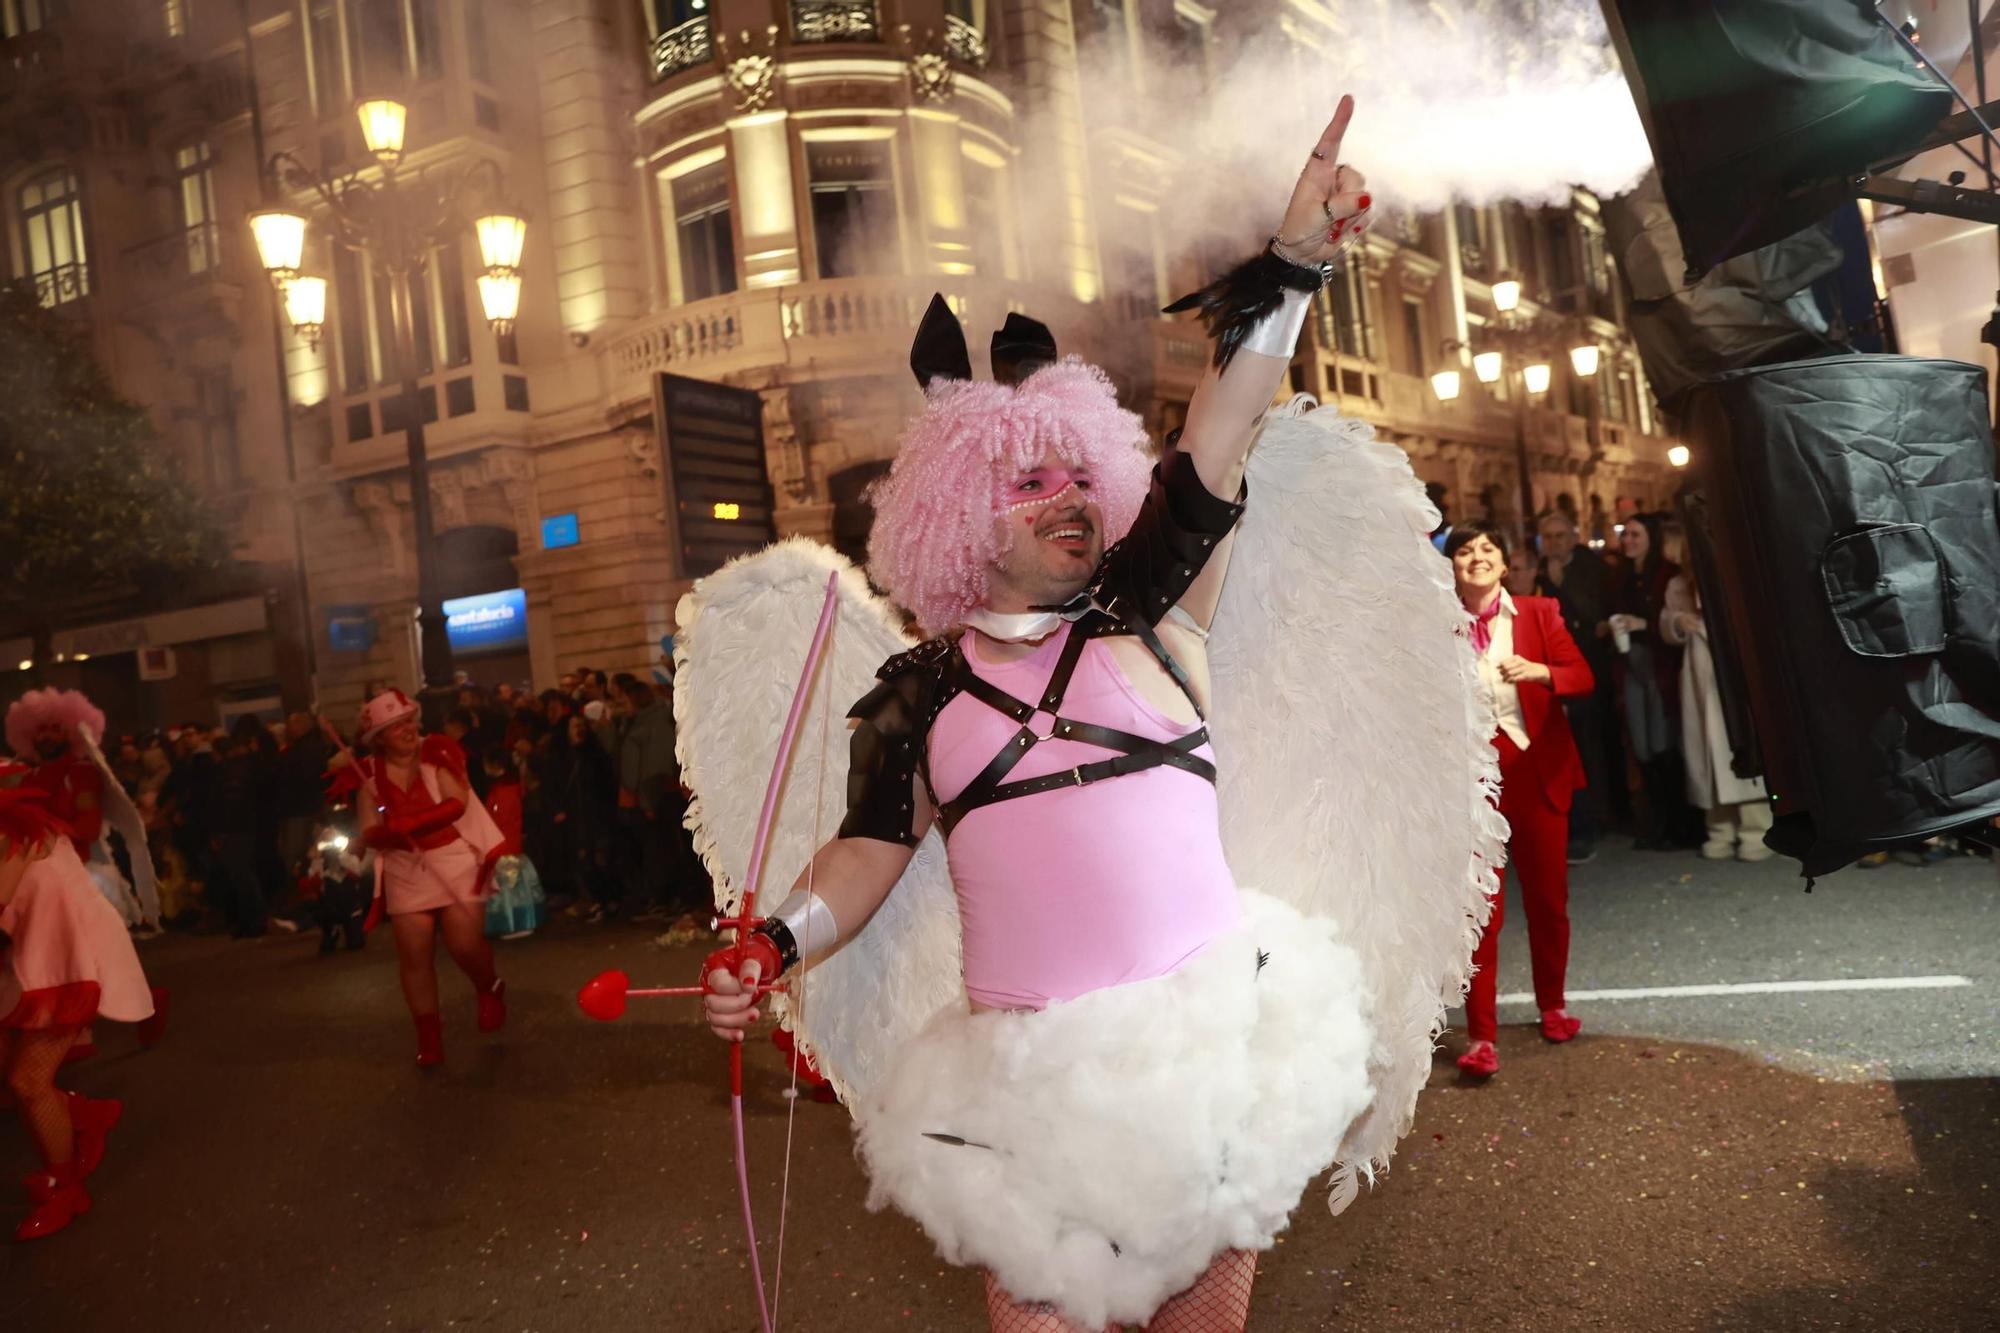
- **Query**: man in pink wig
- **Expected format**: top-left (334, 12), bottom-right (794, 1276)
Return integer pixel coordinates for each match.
top-left (705, 101), bottom-right (1375, 1331)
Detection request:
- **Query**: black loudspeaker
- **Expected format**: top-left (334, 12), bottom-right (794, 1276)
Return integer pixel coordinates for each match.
top-left (1602, 0), bottom-right (1951, 274)
top-left (1684, 354), bottom-right (2000, 875)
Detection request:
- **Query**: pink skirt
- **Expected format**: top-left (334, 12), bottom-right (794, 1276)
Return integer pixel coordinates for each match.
top-left (0, 842), bottom-right (153, 1030)
top-left (380, 839), bottom-right (489, 916)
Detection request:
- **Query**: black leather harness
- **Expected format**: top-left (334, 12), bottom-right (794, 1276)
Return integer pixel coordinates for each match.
top-left (935, 598), bottom-right (1213, 837)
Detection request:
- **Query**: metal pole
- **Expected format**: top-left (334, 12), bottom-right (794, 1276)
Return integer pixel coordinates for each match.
top-left (1514, 377), bottom-right (1536, 555)
top-left (378, 174), bottom-right (455, 718)
top-left (241, 0), bottom-right (319, 708)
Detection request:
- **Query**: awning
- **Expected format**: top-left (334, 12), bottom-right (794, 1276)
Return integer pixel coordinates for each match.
top-left (0, 595), bottom-right (269, 664)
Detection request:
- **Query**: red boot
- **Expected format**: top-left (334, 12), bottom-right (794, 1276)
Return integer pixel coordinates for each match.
top-left (64, 1093), bottom-right (122, 1177)
top-left (1456, 1040), bottom-right (1499, 1078)
top-left (414, 1014), bottom-right (444, 1069)
top-left (137, 987), bottom-right (170, 1048)
top-left (1540, 1009), bottom-right (1583, 1043)
top-left (476, 979), bottom-right (506, 1034)
top-left (16, 1161), bottom-right (89, 1241)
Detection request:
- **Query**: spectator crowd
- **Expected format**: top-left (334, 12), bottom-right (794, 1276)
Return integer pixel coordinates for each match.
top-left (38, 671), bottom-right (711, 943)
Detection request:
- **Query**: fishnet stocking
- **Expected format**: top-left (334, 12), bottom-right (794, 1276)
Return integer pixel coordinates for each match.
top-left (985, 1272), bottom-right (1113, 1333)
top-left (982, 1250), bottom-right (1257, 1333)
top-left (1142, 1250), bottom-right (1256, 1332)
top-left (4, 1027), bottom-right (81, 1167)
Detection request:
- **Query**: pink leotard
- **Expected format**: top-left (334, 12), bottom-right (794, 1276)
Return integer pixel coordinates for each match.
top-left (930, 626), bottom-right (1240, 1010)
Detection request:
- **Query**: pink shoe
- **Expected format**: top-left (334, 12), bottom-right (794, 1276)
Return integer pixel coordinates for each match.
top-left (477, 979), bottom-right (506, 1034)
top-left (1456, 1040), bottom-right (1499, 1078)
top-left (1540, 1009), bottom-right (1583, 1043)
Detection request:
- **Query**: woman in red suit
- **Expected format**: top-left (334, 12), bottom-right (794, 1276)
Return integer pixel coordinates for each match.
top-left (1445, 525), bottom-right (1595, 1078)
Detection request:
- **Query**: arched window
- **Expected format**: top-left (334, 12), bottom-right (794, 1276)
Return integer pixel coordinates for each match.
top-left (18, 167), bottom-right (89, 307)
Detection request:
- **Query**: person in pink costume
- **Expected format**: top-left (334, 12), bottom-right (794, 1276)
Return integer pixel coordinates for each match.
top-left (334, 690), bottom-right (507, 1068)
top-left (0, 761), bottom-right (151, 1241)
top-left (702, 103), bottom-right (1383, 1333)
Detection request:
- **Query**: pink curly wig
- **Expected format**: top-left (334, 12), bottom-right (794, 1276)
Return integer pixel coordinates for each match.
top-left (5, 688), bottom-right (106, 760)
top-left (865, 359), bottom-right (1154, 635)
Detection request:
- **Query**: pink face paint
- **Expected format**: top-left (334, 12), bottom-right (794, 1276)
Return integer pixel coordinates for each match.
top-left (999, 466), bottom-right (1094, 515)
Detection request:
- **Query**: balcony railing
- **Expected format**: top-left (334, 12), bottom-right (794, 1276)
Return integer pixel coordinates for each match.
top-left (30, 263), bottom-right (89, 309)
top-left (944, 15), bottom-right (987, 67)
top-left (122, 223), bottom-right (227, 297)
top-left (604, 277), bottom-right (1026, 401)
top-left (790, 0), bottom-right (880, 44)
top-left (650, 15), bottom-right (713, 82)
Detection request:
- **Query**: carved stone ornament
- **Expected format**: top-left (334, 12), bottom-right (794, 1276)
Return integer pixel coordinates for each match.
top-left (910, 50), bottom-right (954, 103)
top-left (725, 54), bottom-right (779, 112)
top-left (716, 26), bottom-right (782, 113)
top-left (896, 26), bottom-right (954, 103)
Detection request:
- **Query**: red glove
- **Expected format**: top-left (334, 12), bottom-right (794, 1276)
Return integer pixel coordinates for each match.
top-left (360, 823), bottom-right (413, 852)
top-left (701, 933), bottom-right (783, 992)
top-left (322, 760), bottom-right (366, 803)
top-left (393, 797), bottom-right (465, 841)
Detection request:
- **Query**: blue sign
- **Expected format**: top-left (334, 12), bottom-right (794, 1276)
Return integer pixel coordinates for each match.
top-left (541, 512), bottom-right (580, 550)
top-left (325, 604), bottom-right (376, 653)
top-left (443, 588), bottom-right (528, 656)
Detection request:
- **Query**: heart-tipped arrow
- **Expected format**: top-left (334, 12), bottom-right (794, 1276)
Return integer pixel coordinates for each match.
top-left (576, 968), bottom-right (784, 1023)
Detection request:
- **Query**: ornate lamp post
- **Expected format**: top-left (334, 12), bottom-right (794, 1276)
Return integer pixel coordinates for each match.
top-left (249, 98), bottom-right (528, 710)
top-left (1432, 273), bottom-right (1605, 547)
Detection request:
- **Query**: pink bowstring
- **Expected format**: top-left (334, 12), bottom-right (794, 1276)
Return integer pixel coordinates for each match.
top-left (732, 570), bottom-right (842, 1333)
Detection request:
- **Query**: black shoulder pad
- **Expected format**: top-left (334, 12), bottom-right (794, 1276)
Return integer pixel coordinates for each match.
top-left (870, 634), bottom-right (954, 686)
top-left (839, 639), bottom-right (950, 845)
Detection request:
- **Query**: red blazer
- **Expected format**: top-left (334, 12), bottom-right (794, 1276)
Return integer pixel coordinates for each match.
top-left (1500, 595), bottom-right (1595, 813)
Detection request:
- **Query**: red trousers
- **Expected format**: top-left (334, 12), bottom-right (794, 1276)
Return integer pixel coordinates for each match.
top-left (1465, 734), bottom-right (1572, 1043)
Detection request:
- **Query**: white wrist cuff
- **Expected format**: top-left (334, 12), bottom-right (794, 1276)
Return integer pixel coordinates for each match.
top-left (1237, 288), bottom-right (1312, 359)
top-left (769, 888), bottom-right (840, 961)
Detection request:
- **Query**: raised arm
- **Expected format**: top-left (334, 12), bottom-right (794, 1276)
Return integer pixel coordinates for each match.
top-left (1166, 96), bottom-right (1371, 626)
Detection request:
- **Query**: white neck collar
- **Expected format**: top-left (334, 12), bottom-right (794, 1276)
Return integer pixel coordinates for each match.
top-left (961, 607), bottom-right (1066, 643)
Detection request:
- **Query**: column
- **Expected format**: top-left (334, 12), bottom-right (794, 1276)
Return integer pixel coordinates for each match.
top-left (729, 111), bottom-right (803, 287)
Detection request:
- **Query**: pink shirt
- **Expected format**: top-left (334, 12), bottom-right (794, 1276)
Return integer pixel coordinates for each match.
top-left (930, 627), bottom-right (1240, 1010)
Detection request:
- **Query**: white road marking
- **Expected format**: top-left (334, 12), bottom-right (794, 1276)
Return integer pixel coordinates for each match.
top-left (1496, 975), bottom-right (1974, 1004)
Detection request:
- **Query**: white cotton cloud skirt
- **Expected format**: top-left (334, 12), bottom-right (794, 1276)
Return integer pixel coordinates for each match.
top-left (855, 889), bottom-right (1374, 1330)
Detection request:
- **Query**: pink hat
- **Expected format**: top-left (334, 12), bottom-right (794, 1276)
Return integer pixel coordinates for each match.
top-left (356, 689), bottom-right (420, 746)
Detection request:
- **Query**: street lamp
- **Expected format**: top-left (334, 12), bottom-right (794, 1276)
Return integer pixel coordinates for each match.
top-left (247, 209), bottom-right (306, 284)
top-left (1668, 444), bottom-right (1691, 468)
top-left (251, 97), bottom-right (528, 712)
top-left (281, 275), bottom-right (327, 351)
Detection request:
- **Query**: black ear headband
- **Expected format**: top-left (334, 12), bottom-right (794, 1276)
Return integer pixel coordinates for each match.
top-left (909, 293), bottom-right (1058, 390)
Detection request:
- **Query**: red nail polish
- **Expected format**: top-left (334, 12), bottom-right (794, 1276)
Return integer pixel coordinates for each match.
top-left (1331, 220), bottom-right (1347, 237)
top-left (1358, 193), bottom-right (1372, 211)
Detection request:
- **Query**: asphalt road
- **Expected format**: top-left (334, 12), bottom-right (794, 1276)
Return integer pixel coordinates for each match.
top-left (3, 844), bottom-right (1994, 1332)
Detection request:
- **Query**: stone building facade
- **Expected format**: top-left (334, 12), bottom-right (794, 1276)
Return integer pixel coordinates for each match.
top-left (1, 0), bottom-right (1678, 724)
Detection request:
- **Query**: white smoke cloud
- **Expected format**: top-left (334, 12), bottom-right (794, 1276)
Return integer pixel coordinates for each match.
top-left (995, 0), bottom-right (1655, 291)
top-left (1238, 0), bottom-right (1654, 212)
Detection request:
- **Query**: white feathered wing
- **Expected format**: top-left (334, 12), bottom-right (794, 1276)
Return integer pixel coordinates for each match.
top-left (1208, 401), bottom-right (1505, 1214)
top-left (76, 723), bottom-right (160, 927)
top-left (673, 538), bottom-right (965, 1105)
